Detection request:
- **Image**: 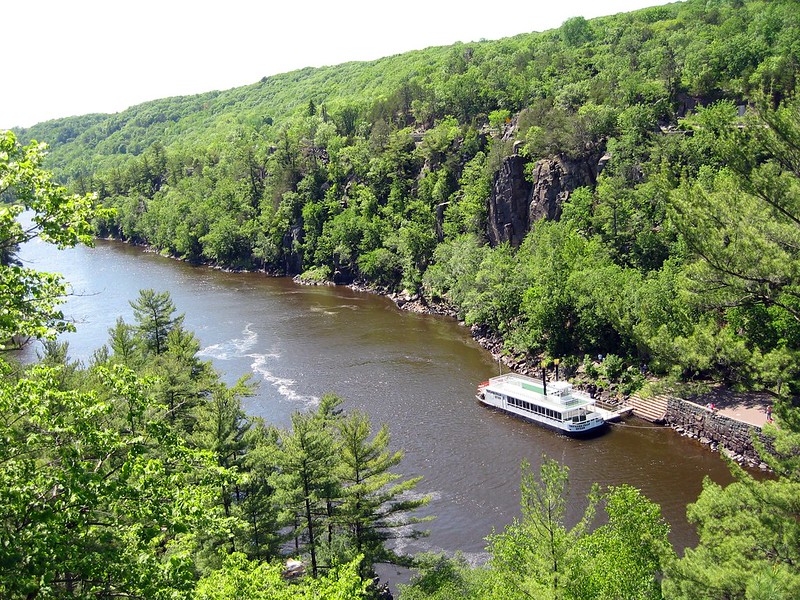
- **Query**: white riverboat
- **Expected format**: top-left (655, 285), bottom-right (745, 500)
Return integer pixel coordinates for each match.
top-left (477, 373), bottom-right (606, 435)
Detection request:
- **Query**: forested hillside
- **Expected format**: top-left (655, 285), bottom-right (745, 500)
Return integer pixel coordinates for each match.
top-left (17, 0), bottom-right (800, 396)
top-left (5, 0), bottom-right (800, 597)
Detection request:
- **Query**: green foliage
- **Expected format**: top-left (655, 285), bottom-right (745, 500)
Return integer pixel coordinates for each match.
top-left (269, 395), bottom-right (430, 579)
top-left (0, 362), bottom-right (229, 599)
top-left (1, 293), bottom-right (429, 596)
top-left (337, 410), bottom-right (431, 576)
top-left (271, 397), bottom-right (341, 577)
top-left (569, 485), bottom-right (672, 600)
top-left (664, 470), bottom-right (800, 599)
top-left (12, 0), bottom-right (800, 389)
top-left (194, 552), bottom-right (369, 599)
top-left (401, 459), bottom-right (673, 600)
top-left (560, 16), bottom-right (594, 47)
top-left (299, 264), bottom-right (333, 283)
top-left (670, 93), bottom-right (800, 389)
top-left (0, 131), bottom-right (103, 347)
top-left (9, 6), bottom-right (800, 588)
top-left (663, 400), bottom-right (800, 599)
top-left (485, 458), bottom-right (598, 599)
top-left (398, 553), bottom-right (486, 600)
top-left (130, 288), bottom-right (185, 356)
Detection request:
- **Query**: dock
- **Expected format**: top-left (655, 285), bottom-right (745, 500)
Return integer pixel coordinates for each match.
top-left (595, 404), bottom-right (633, 422)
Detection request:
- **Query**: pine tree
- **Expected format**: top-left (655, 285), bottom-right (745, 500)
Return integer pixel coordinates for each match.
top-left (337, 409), bottom-right (431, 577)
top-left (129, 288), bottom-right (184, 356)
top-left (237, 421), bottom-right (284, 561)
top-left (271, 402), bottom-right (340, 577)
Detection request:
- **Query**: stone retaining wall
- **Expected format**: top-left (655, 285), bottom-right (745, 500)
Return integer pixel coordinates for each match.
top-left (664, 397), bottom-right (768, 468)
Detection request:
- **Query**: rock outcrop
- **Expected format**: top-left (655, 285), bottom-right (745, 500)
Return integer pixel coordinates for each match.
top-left (529, 155), bottom-right (598, 222)
top-left (282, 224), bottom-right (304, 274)
top-left (488, 152), bottom-right (601, 246)
top-left (487, 155), bottom-right (531, 247)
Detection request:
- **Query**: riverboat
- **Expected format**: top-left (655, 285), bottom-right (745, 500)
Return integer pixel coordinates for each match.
top-left (476, 373), bottom-right (606, 435)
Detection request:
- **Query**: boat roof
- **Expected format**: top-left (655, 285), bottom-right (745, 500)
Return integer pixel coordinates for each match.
top-left (485, 373), bottom-right (594, 410)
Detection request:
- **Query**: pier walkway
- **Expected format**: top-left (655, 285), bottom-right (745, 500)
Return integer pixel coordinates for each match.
top-left (630, 389), bottom-right (773, 428)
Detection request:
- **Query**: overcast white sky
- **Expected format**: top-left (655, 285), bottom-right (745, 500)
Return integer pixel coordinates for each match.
top-left (3, 0), bottom-right (675, 130)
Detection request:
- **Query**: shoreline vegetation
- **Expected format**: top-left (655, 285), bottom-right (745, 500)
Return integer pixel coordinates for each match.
top-left (25, 0), bottom-right (800, 414)
top-left (6, 0), bottom-right (800, 595)
top-left (136, 238), bottom-right (544, 380)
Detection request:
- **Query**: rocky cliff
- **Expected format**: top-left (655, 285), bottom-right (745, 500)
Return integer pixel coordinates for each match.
top-left (487, 155), bottom-right (532, 247)
top-left (488, 152), bottom-right (601, 246)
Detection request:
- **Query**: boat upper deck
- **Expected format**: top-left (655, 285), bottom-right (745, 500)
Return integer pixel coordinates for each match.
top-left (485, 373), bottom-right (594, 410)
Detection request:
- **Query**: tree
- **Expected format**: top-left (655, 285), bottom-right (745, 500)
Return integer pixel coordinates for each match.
top-left (485, 458), bottom-right (598, 600)
top-left (107, 315), bottom-right (141, 366)
top-left (270, 399), bottom-right (341, 577)
top-left (336, 409), bottom-right (431, 577)
top-left (236, 421), bottom-right (284, 562)
top-left (191, 378), bottom-right (255, 555)
top-left (0, 362), bottom-right (229, 599)
top-left (401, 460), bottom-right (673, 600)
top-left (130, 288), bottom-right (185, 355)
top-left (0, 131), bottom-right (101, 347)
top-left (398, 552), bottom-right (486, 600)
top-left (560, 16), bottom-right (593, 47)
top-left (670, 95), bottom-right (800, 389)
top-left (663, 399), bottom-right (800, 599)
top-left (194, 552), bottom-right (368, 600)
top-left (664, 465), bottom-right (800, 599)
top-left (569, 486), bottom-right (672, 600)
top-left (147, 325), bottom-right (215, 431)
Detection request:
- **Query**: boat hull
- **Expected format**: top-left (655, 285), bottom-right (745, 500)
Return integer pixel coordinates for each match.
top-left (477, 393), bottom-right (608, 437)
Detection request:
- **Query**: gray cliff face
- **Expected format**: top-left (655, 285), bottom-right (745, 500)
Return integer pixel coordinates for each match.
top-left (488, 153), bottom-right (600, 246)
top-left (529, 154), bottom-right (598, 223)
top-left (487, 155), bottom-right (532, 247)
top-left (283, 224), bottom-right (304, 274)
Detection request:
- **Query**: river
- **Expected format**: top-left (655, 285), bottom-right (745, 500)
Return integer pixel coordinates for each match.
top-left (15, 236), bottom-right (736, 567)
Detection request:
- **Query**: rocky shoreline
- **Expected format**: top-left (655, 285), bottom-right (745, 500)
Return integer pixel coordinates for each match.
top-left (118, 241), bottom-right (772, 469)
top-left (336, 283), bottom-right (545, 374)
top-left (289, 273), bottom-right (539, 373)
top-left (115, 240), bottom-right (520, 373)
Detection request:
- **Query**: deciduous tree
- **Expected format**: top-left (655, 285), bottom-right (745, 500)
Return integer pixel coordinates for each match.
top-left (0, 131), bottom-right (101, 347)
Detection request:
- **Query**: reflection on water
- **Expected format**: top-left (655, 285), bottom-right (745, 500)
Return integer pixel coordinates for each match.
top-left (14, 238), bottom-right (737, 554)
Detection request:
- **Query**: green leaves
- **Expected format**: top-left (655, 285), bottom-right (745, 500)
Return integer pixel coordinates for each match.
top-left (129, 288), bottom-right (185, 356)
top-left (268, 396), bottom-right (430, 579)
top-left (0, 131), bottom-right (106, 348)
top-left (478, 459), bottom-right (672, 600)
top-left (194, 552), bottom-right (368, 600)
top-left (571, 485), bottom-right (672, 600)
top-left (0, 362), bottom-right (228, 599)
top-left (664, 472), bottom-right (800, 599)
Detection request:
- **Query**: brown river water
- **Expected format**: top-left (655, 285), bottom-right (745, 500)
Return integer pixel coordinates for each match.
top-left (16, 237), bottom-right (737, 566)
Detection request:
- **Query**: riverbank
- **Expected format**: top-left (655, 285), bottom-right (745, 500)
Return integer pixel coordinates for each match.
top-left (665, 390), bottom-right (774, 469)
top-left (118, 241), bottom-right (561, 378)
top-left (115, 240), bottom-right (775, 470)
top-left (377, 285), bottom-right (778, 470)
top-left (360, 287), bottom-right (541, 375)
